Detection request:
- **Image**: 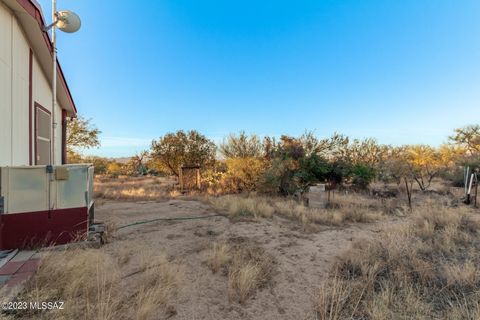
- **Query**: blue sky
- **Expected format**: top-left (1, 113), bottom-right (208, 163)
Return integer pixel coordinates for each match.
top-left (38, 0), bottom-right (480, 157)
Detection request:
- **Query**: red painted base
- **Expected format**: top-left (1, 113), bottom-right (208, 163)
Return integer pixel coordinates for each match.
top-left (0, 207), bottom-right (88, 250)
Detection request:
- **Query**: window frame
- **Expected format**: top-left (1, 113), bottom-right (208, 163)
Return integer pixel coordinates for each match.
top-left (34, 102), bottom-right (52, 165)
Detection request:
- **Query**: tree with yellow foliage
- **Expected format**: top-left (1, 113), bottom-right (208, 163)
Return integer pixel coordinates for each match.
top-left (222, 157), bottom-right (269, 192)
top-left (404, 145), bottom-right (453, 191)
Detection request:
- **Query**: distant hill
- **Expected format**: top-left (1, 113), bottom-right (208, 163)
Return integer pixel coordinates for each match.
top-left (107, 157), bottom-right (131, 164)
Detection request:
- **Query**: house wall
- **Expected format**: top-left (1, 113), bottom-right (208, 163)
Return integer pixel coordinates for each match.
top-left (0, 2), bottom-right (64, 166)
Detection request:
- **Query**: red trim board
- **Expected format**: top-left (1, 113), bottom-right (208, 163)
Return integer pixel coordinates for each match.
top-left (28, 49), bottom-right (33, 165)
top-left (0, 207), bottom-right (89, 250)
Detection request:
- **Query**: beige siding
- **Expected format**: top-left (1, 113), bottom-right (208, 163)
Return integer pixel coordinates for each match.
top-left (54, 102), bottom-right (63, 164)
top-left (11, 17), bottom-right (30, 165)
top-left (0, 3), bottom-right (12, 166)
top-left (32, 57), bottom-right (50, 109)
top-left (0, 3), bottom-right (64, 166)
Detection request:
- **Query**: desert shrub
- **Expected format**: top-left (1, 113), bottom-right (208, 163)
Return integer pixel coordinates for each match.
top-left (261, 136), bottom-right (331, 196)
top-left (67, 154), bottom-right (111, 175)
top-left (431, 151), bottom-right (479, 187)
top-left (315, 205), bottom-right (480, 319)
top-left (221, 157), bottom-right (269, 192)
top-left (150, 130), bottom-right (216, 177)
top-left (442, 165), bottom-right (469, 187)
top-left (201, 161), bottom-right (227, 194)
top-left (219, 131), bottom-right (264, 158)
top-left (351, 164), bottom-right (376, 189)
top-left (325, 160), bottom-right (351, 186)
top-left (124, 152), bottom-right (149, 176)
top-left (106, 161), bottom-right (127, 177)
top-left (88, 157), bottom-right (110, 175)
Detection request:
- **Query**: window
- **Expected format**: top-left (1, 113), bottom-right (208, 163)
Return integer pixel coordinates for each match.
top-left (35, 103), bottom-right (51, 165)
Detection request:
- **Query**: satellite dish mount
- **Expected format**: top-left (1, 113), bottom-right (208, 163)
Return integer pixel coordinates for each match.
top-left (43, 10), bottom-right (81, 33)
top-left (42, 0), bottom-right (81, 169)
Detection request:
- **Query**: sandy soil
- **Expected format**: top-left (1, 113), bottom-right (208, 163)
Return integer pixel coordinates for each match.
top-left (96, 199), bottom-right (398, 320)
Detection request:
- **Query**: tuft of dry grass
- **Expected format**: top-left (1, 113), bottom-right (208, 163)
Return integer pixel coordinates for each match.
top-left (206, 241), bottom-right (274, 304)
top-left (228, 261), bottom-right (262, 304)
top-left (207, 242), bottom-right (231, 273)
top-left (314, 205), bottom-right (480, 319)
top-left (14, 247), bottom-right (182, 320)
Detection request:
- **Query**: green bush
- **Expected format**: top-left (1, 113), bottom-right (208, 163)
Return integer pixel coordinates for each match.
top-left (351, 164), bottom-right (376, 189)
top-left (261, 153), bottom-right (331, 196)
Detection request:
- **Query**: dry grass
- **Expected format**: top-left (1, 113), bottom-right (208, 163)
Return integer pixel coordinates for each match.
top-left (206, 240), bottom-right (274, 304)
top-left (13, 247), bottom-right (182, 320)
top-left (314, 205), bottom-right (480, 319)
top-left (211, 195), bottom-right (275, 219)
top-left (134, 253), bottom-right (181, 320)
top-left (16, 249), bottom-right (119, 320)
top-left (94, 176), bottom-right (177, 201)
top-left (207, 242), bottom-right (231, 273)
top-left (211, 193), bottom-right (385, 226)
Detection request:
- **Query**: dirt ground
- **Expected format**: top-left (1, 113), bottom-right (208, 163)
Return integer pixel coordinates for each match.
top-left (96, 199), bottom-right (401, 320)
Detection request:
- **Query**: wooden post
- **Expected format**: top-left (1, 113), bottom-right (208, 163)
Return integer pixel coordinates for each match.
top-left (179, 166), bottom-right (184, 193)
top-left (474, 173), bottom-right (478, 208)
top-left (196, 167), bottom-right (201, 189)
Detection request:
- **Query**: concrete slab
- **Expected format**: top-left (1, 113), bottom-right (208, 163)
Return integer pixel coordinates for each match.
top-left (0, 250), bottom-right (41, 304)
top-left (0, 249), bottom-right (18, 269)
top-left (31, 252), bottom-right (43, 260)
top-left (0, 275), bottom-right (10, 285)
top-left (9, 250), bottom-right (36, 262)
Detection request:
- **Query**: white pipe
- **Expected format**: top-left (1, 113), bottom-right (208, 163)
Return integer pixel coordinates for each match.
top-left (48, 0), bottom-right (57, 211)
top-left (468, 173), bottom-right (475, 196)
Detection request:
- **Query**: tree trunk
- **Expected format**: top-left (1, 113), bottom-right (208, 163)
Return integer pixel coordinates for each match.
top-left (404, 177), bottom-right (412, 211)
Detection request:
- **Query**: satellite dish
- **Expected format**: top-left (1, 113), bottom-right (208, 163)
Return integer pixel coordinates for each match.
top-left (56, 10), bottom-right (81, 33)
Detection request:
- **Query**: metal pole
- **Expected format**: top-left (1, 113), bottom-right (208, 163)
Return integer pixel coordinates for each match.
top-left (48, 0), bottom-right (57, 211)
top-left (51, 0), bottom-right (57, 165)
top-left (474, 173), bottom-right (478, 208)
